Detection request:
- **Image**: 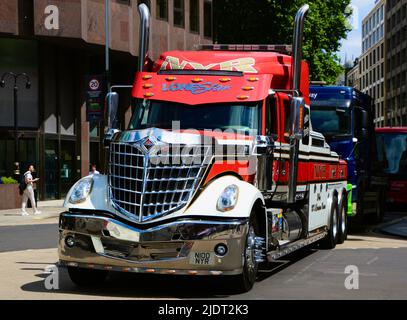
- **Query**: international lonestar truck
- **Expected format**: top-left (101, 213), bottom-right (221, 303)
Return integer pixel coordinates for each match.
top-left (309, 85), bottom-right (387, 223)
top-left (59, 4), bottom-right (349, 292)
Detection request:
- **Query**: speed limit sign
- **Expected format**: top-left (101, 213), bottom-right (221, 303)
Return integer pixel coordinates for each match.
top-left (89, 79), bottom-right (100, 91)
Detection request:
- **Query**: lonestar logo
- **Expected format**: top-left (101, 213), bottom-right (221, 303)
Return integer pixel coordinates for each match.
top-left (162, 82), bottom-right (231, 94)
top-left (160, 56), bottom-right (258, 73)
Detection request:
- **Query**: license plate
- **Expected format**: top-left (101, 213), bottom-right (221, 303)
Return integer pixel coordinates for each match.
top-left (189, 251), bottom-right (215, 265)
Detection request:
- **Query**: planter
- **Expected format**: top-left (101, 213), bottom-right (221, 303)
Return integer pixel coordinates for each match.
top-left (0, 184), bottom-right (22, 210)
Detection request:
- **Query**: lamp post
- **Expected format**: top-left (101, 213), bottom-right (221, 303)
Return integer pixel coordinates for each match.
top-left (0, 72), bottom-right (31, 177)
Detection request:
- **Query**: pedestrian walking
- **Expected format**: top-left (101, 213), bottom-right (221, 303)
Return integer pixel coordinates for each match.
top-left (21, 164), bottom-right (41, 216)
top-left (89, 164), bottom-right (100, 175)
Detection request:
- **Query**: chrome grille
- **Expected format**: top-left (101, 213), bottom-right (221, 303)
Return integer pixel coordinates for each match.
top-left (109, 142), bottom-right (211, 222)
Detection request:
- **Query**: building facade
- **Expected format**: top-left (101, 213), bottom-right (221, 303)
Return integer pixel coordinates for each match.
top-left (346, 59), bottom-right (360, 90)
top-left (386, 0), bottom-right (407, 126)
top-left (359, 0), bottom-right (386, 127)
top-left (0, 0), bottom-right (212, 200)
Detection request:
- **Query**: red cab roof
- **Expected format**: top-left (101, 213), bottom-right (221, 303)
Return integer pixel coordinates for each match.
top-left (132, 50), bottom-right (310, 105)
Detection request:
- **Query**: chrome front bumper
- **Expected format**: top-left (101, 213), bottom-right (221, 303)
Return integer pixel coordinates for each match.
top-left (58, 212), bottom-right (248, 276)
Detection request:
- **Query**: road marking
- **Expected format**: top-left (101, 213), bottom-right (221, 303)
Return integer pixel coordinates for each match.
top-left (366, 257), bottom-right (379, 265)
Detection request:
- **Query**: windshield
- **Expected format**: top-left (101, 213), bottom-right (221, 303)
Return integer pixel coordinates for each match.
top-left (376, 133), bottom-right (407, 176)
top-left (129, 100), bottom-right (261, 134)
top-left (311, 103), bottom-right (352, 139)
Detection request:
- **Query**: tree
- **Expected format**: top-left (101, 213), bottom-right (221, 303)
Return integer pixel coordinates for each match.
top-left (214, 0), bottom-right (352, 84)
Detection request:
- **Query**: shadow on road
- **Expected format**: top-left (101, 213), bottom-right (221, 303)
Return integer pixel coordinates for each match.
top-left (19, 249), bottom-right (318, 299)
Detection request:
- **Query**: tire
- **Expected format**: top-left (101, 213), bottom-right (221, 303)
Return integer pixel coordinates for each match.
top-left (67, 266), bottom-right (108, 286)
top-left (320, 195), bottom-right (339, 249)
top-left (337, 195), bottom-right (348, 244)
top-left (231, 214), bottom-right (260, 293)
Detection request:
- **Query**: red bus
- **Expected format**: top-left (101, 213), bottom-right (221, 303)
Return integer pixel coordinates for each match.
top-left (376, 127), bottom-right (407, 208)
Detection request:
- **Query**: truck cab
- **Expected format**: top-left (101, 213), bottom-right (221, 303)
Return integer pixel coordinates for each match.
top-left (310, 85), bottom-right (386, 223)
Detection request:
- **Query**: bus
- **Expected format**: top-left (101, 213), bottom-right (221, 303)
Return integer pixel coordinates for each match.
top-left (376, 127), bottom-right (407, 209)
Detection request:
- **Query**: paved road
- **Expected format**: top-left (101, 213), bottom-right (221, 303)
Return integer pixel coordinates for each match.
top-left (1, 212), bottom-right (407, 299)
top-left (0, 224), bottom-right (58, 252)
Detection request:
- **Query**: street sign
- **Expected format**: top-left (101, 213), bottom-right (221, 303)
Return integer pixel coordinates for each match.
top-left (85, 75), bottom-right (106, 123)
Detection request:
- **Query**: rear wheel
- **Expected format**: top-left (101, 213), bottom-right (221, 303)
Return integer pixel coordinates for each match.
top-left (320, 195), bottom-right (339, 249)
top-left (67, 266), bottom-right (108, 286)
top-left (337, 195), bottom-right (348, 244)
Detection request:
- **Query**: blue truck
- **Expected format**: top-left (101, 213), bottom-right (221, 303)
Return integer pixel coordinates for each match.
top-left (310, 85), bottom-right (387, 224)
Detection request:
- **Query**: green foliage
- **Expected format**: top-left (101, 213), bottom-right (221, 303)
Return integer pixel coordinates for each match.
top-left (214, 0), bottom-right (352, 84)
top-left (0, 176), bottom-right (18, 184)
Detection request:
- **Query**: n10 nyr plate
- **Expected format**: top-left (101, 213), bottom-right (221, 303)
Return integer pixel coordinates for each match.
top-left (189, 251), bottom-right (215, 265)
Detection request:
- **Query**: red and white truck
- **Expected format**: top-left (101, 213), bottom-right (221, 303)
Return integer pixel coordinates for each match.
top-left (59, 4), bottom-right (349, 292)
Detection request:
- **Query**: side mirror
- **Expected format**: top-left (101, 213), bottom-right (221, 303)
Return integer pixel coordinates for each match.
top-left (290, 96), bottom-right (305, 140)
top-left (105, 92), bottom-right (119, 129)
top-left (104, 92), bottom-right (120, 146)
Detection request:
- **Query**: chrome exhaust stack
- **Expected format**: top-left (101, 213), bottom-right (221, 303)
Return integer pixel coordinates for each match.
top-left (291, 4), bottom-right (309, 95)
top-left (137, 3), bottom-right (150, 72)
top-left (288, 4), bottom-right (309, 203)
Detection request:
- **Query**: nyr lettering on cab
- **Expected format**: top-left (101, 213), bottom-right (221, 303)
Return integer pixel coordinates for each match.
top-left (161, 82), bottom-right (231, 95)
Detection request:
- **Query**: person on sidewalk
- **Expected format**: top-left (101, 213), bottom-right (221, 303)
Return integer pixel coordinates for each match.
top-left (89, 164), bottom-right (100, 175)
top-left (21, 164), bottom-right (41, 216)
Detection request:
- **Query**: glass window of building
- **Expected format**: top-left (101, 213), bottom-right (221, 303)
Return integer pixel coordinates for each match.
top-left (156, 0), bottom-right (168, 20)
top-left (189, 0), bottom-right (199, 33)
top-left (174, 0), bottom-right (185, 28)
top-left (204, 0), bottom-right (212, 38)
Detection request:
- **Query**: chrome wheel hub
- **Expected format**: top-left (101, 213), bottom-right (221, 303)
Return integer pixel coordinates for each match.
top-left (244, 226), bottom-right (266, 274)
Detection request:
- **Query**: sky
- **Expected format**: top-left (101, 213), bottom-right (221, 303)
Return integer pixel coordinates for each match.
top-left (338, 0), bottom-right (377, 64)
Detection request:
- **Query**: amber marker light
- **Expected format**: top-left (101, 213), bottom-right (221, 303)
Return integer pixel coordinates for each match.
top-left (247, 77), bottom-right (259, 82)
top-left (192, 78), bottom-right (203, 83)
top-left (219, 77), bottom-right (231, 82)
top-left (237, 95), bottom-right (249, 100)
top-left (142, 75), bottom-right (153, 80)
top-left (242, 86), bottom-right (254, 91)
top-left (144, 92), bottom-right (154, 98)
top-left (143, 83), bottom-right (153, 89)
top-left (165, 76), bottom-right (177, 81)
top-left (298, 106), bottom-right (304, 129)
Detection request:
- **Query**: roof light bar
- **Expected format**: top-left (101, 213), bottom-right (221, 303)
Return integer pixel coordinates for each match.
top-left (198, 44), bottom-right (292, 54)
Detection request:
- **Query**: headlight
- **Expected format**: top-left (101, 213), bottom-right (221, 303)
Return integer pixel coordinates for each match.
top-left (69, 177), bottom-right (94, 204)
top-left (217, 184), bottom-right (239, 212)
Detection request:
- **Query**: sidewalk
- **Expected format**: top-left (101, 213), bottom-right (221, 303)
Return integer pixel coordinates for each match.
top-left (379, 217), bottom-right (407, 239)
top-left (0, 199), bottom-right (65, 227)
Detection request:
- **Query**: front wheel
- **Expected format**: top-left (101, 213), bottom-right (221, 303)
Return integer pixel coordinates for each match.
top-left (231, 215), bottom-right (261, 293)
top-left (67, 266), bottom-right (108, 286)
